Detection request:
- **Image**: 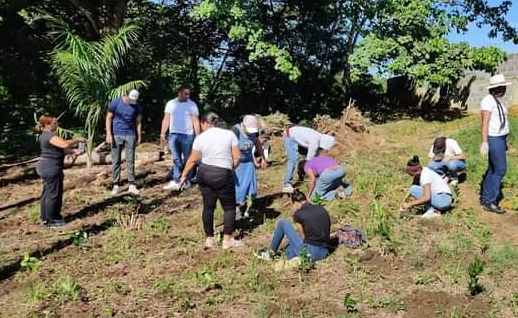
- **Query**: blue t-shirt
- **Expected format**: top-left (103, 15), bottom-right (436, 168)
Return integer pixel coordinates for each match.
top-left (233, 124), bottom-right (258, 163)
top-left (108, 97), bottom-right (143, 136)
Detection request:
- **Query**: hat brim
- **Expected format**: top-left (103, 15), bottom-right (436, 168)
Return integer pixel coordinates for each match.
top-left (245, 126), bottom-right (259, 134)
top-left (487, 82), bottom-right (512, 90)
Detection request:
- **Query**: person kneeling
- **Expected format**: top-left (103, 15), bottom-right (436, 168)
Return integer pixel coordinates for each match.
top-left (302, 155), bottom-right (352, 201)
top-left (428, 137), bottom-right (466, 184)
top-left (256, 189), bottom-right (330, 262)
top-left (401, 156), bottom-right (453, 219)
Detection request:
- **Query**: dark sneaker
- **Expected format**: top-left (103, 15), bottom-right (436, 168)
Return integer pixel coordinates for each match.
top-left (47, 219), bottom-right (66, 228)
top-left (483, 203), bottom-right (506, 214)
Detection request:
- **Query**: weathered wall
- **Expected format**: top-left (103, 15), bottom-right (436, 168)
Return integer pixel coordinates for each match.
top-left (459, 53), bottom-right (518, 112)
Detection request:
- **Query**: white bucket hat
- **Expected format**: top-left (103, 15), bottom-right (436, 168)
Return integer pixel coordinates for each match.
top-left (487, 74), bottom-right (512, 90)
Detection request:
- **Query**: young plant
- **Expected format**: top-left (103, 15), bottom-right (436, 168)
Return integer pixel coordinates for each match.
top-left (311, 193), bottom-right (326, 205)
top-left (509, 292), bottom-right (518, 317)
top-left (54, 275), bottom-right (82, 303)
top-left (467, 255), bottom-right (485, 296)
top-left (373, 200), bottom-right (398, 255)
top-left (68, 230), bottom-right (89, 246)
top-left (298, 245), bottom-right (313, 272)
top-left (344, 293), bottom-right (358, 312)
top-left (20, 253), bottom-right (40, 272)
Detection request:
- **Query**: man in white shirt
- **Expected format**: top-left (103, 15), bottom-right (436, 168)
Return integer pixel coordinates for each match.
top-left (479, 74), bottom-right (512, 214)
top-left (160, 86), bottom-right (200, 190)
top-left (427, 137), bottom-right (466, 182)
top-left (282, 126), bottom-right (335, 193)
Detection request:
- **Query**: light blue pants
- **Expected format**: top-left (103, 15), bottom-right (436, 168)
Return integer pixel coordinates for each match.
top-left (410, 185), bottom-right (452, 211)
top-left (311, 166), bottom-right (352, 201)
top-left (283, 135), bottom-right (299, 186)
top-left (234, 161), bottom-right (257, 205)
top-left (428, 160), bottom-right (467, 176)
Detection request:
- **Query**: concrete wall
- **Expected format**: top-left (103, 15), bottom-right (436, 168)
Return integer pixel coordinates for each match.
top-left (460, 53), bottom-right (518, 112)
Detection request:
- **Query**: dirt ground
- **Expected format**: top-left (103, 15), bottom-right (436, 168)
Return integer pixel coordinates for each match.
top-left (1, 114), bottom-right (518, 318)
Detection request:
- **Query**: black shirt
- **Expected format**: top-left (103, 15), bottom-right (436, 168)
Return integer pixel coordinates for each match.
top-left (40, 131), bottom-right (65, 171)
top-left (293, 203), bottom-right (331, 247)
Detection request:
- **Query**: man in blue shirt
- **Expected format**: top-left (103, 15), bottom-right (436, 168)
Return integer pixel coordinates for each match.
top-left (106, 89), bottom-right (143, 195)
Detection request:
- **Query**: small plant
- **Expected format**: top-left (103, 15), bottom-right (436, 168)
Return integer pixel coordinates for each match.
top-left (509, 292), bottom-right (518, 316)
top-left (27, 203), bottom-right (40, 223)
top-left (54, 275), bottom-right (82, 303)
top-left (248, 258), bottom-right (263, 292)
top-left (26, 281), bottom-right (49, 302)
top-left (68, 230), bottom-right (89, 246)
top-left (20, 253), bottom-right (40, 272)
top-left (146, 219), bottom-right (168, 239)
top-left (298, 245), bottom-right (313, 272)
top-left (116, 212), bottom-right (142, 231)
top-left (467, 255), bottom-right (485, 296)
top-left (344, 293), bottom-right (358, 312)
top-left (311, 193), bottom-right (326, 205)
top-left (372, 200), bottom-right (398, 255)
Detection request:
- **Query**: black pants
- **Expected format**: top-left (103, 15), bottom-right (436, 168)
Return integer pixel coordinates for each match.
top-left (40, 172), bottom-right (64, 222)
top-left (197, 164), bottom-right (236, 237)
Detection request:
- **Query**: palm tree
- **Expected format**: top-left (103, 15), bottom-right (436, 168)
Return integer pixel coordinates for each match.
top-left (46, 16), bottom-right (146, 168)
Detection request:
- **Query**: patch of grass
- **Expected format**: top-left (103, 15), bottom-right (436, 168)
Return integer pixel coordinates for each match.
top-left (145, 219), bottom-right (169, 239)
top-left (103, 226), bottom-right (137, 264)
top-left (436, 233), bottom-right (474, 255)
top-left (154, 277), bottom-right (184, 294)
top-left (368, 296), bottom-right (406, 312)
top-left (26, 203), bottom-right (40, 223)
top-left (509, 292), bottom-right (518, 317)
top-left (53, 275), bottom-right (83, 303)
top-left (488, 243), bottom-right (518, 273)
top-left (26, 281), bottom-right (50, 302)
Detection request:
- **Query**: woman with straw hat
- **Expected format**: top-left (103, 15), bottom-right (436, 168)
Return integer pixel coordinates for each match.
top-left (479, 74), bottom-right (512, 214)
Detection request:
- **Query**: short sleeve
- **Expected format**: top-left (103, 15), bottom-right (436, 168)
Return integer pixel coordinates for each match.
top-left (450, 139), bottom-right (462, 155)
top-left (164, 101), bottom-right (173, 114)
top-left (293, 210), bottom-right (302, 224)
top-left (420, 170), bottom-right (432, 186)
top-left (192, 135), bottom-right (203, 151)
top-left (480, 96), bottom-right (494, 112)
top-left (190, 103), bottom-right (199, 116)
top-left (304, 160), bottom-right (312, 173)
top-left (108, 99), bottom-right (117, 113)
top-left (428, 145), bottom-right (435, 158)
top-left (230, 133), bottom-right (239, 147)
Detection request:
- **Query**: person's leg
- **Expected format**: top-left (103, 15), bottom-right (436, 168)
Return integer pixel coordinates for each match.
top-left (235, 162), bottom-right (256, 206)
top-left (197, 168), bottom-right (218, 237)
top-left (307, 245), bottom-right (329, 262)
top-left (111, 136), bottom-right (123, 185)
top-left (55, 173), bottom-right (64, 219)
top-left (445, 160), bottom-right (467, 178)
top-left (282, 136), bottom-right (299, 186)
top-left (40, 177), bottom-right (49, 223)
top-left (218, 169), bottom-right (237, 236)
top-left (270, 219), bottom-right (304, 258)
top-left (428, 161), bottom-right (445, 175)
top-left (124, 135), bottom-right (136, 185)
top-left (430, 193), bottom-right (453, 211)
top-left (181, 134), bottom-right (195, 181)
top-left (168, 134), bottom-right (183, 182)
top-left (409, 185), bottom-right (424, 200)
top-left (312, 167), bottom-right (346, 201)
top-left (46, 173), bottom-right (62, 221)
top-left (482, 136), bottom-right (507, 205)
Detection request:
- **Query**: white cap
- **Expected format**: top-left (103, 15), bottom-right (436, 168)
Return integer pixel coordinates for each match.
top-left (128, 89), bottom-right (139, 105)
top-left (243, 115), bottom-right (259, 134)
top-left (487, 74), bottom-right (512, 90)
top-left (319, 134), bottom-right (336, 150)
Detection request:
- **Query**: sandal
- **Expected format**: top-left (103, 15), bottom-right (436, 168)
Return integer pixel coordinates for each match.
top-left (205, 237), bottom-right (216, 249)
top-left (222, 238), bottom-right (244, 250)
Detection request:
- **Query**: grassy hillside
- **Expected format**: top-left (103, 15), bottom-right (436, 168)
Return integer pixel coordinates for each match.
top-left (1, 115), bottom-right (518, 318)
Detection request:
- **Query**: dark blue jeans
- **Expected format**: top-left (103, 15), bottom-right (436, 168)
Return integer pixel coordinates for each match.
top-left (168, 133), bottom-right (195, 182)
top-left (270, 219), bottom-right (329, 262)
top-left (481, 135), bottom-right (507, 205)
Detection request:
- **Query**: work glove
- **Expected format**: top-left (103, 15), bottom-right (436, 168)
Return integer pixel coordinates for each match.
top-left (480, 142), bottom-right (489, 157)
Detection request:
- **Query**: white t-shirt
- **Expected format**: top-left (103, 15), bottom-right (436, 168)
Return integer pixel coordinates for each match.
top-left (164, 98), bottom-right (199, 135)
top-left (288, 126), bottom-right (322, 160)
top-left (480, 94), bottom-right (509, 137)
top-left (420, 167), bottom-right (451, 195)
top-left (428, 138), bottom-right (463, 158)
top-left (192, 127), bottom-right (239, 170)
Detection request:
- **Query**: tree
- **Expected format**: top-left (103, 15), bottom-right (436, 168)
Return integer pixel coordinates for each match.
top-left (46, 15), bottom-right (146, 168)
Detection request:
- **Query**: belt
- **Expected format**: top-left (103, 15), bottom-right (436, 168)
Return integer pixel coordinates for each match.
top-left (437, 192), bottom-right (452, 197)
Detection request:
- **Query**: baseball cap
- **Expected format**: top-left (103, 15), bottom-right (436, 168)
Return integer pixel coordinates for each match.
top-left (243, 115), bottom-right (259, 134)
top-left (128, 89), bottom-right (139, 105)
top-left (319, 134), bottom-right (336, 150)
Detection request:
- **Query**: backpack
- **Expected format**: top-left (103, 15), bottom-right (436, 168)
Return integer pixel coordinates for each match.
top-left (338, 225), bottom-right (368, 248)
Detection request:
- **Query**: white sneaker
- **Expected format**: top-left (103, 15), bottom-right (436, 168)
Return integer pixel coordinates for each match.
top-left (163, 180), bottom-right (181, 191)
top-left (422, 207), bottom-right (441, 219)
top-left (128, 184), bottom-right (140, 195)
top-left (111, 185), bottom-right (120, 196)
top-left (449, 179), bottom-right (459, 186)
top-left (282, 184), bottom-right (294, 193)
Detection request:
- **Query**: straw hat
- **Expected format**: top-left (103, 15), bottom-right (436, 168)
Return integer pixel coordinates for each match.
top-left (487, 74), bottom-right (512, 90)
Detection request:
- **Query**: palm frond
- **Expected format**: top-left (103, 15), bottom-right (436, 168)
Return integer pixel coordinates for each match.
top-left (109, 81), bottom-right (148, 100)
top-left (95, 25), bottom-right (140, 73)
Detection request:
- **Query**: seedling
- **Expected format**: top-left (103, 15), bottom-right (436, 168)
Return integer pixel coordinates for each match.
top-left (68, 230), bottom-right (89, 246)
top-left (467, 255), bottom-right (485, 296)
top-left (54, 275), bottom-right (82, 303)
top-left (298, 245), bottom-right (313, 272)
top-left (509, 292), bottom-right (518, 316)
top-left (311, 193), bottom-right (326, 205)
top-left (344, 293), bottom-right (358, 312)
top-left (20, 253), bottom-right (40, 272)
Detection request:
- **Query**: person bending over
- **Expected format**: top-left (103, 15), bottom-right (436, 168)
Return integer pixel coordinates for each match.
top-left (401, 156), bottom-right (453, 219)
top-left (428, 137), bottom-right (466, 184)
top-left (302, 154), bottom-right (352, 201)
top-left (256, 189), bottom-right (330, 262)
top-left (179, 112), bottom-right (243, 250)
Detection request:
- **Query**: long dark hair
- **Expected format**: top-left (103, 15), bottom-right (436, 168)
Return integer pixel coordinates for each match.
top-left (290, 189), bottom-right (307, 203)
top-left (405, 155), bottom-right (422, 185)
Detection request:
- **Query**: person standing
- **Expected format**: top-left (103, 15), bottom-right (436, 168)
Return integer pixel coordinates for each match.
top-left (179, 112), bottom-right (243, 250)
top-left (232, 115), bottom-right (267, 220)
top-left (161, 86), bottom-right (200, 191)
top-left (35, 115), bottom-right (84, 227)
top-left (282, 126), bottom-right (336, 193)
top-left (106, 89), bottom-right (142, 196)
top-left (480, 74), bottom-right (512, 214)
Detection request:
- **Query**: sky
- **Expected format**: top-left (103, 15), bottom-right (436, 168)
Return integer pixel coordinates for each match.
top-left (448, 0), bottom-right (518, 53)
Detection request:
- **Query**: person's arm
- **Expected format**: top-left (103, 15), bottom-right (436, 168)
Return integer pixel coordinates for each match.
top-left (231, 145), bottom-right (241, 169)
top-left (296, 222), bottom-right (305, 239)
top-left (443, 153), bottom-right (466, 162)
top-left (136, 115), bottom-right (142, 145)
top-left (49, 136), bottom-right (79, 149)
top-left (160, 113), bottom-right (170, 145)
top-left (404, 183), bottom-right (432, 208)
top-left (180, 150), bottom-right (202, 185)
top-left (306, 169), bottom-right (316, 199)
top-left (480, 111), bottom-right (491, 156)
top-left (255, 138), bottom-right (267, 169)
top-left (192, 115), bottom-right (200, 136)
top-left (106, 111), bottom-right (114, 144)
top-left (306, 138), bottom-right (319, 160)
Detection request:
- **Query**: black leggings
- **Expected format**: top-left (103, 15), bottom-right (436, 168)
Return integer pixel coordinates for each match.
top-left (40, 172), bottom-right (64, 222)
top-left (197, 164), bottom-right (236, 237)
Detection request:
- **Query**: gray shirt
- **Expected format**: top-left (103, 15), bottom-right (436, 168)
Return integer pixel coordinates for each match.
top-left (288, 126), bottom-right (323, 160)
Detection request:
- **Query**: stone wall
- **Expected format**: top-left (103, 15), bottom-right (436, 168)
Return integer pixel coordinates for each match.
top-left (459, 53), bottom-right (518, 112)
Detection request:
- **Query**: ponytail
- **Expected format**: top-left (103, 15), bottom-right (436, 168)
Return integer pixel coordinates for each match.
top-left (201, 112), bottom-right (220, 126)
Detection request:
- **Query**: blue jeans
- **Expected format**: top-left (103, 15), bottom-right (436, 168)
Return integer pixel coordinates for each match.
top-left (428, 160), bottom-right (467, 176)
top-left (168, 133), bottom-right (195, 182)
top-left (312, 166), bottom-right (352, 201)
top-left (111, 135), bottom-right (136, 185)
top-left (481, 135), bottom-right (507, 205)
top-left (283, 136), bottom-right (300, 186)
top-left (270, 219), bottom-right (329, 262)
top-left (410, 185), bottom-right (452, 211)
